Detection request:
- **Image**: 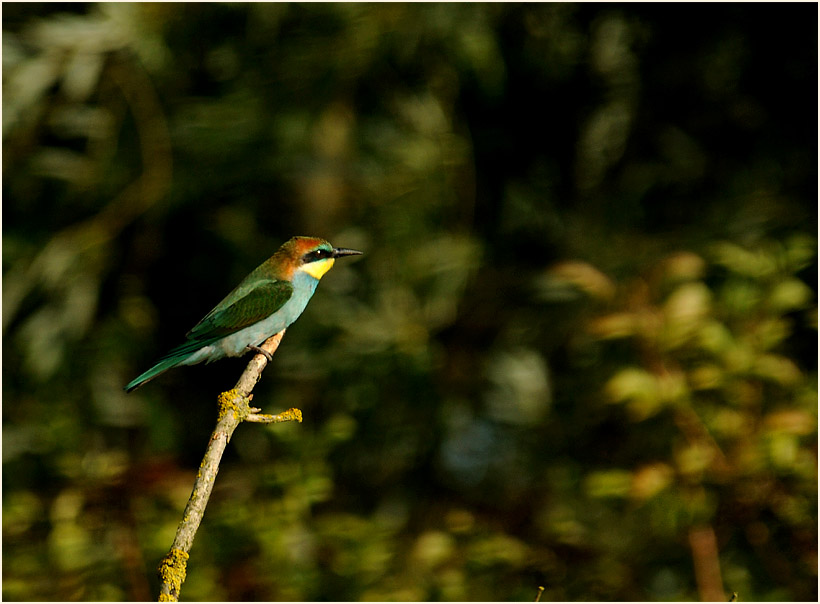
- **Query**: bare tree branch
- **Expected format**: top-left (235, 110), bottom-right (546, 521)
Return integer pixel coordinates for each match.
top-left (689, 524), bottom-right (726, 602)
top-left (157, 329), bottom-right (301, 601)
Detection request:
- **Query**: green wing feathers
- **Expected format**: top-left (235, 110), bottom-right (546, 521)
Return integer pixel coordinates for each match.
top-left (186, 280), bottom-right (293, 341)
top-left (125, 279), bottom-right (293, 392)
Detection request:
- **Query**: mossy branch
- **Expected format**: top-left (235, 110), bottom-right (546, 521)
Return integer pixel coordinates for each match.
top-left (157, 329), bottom-right (301, 601)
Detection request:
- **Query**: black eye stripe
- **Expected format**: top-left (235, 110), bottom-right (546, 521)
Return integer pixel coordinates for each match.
top-left (303, 249), bottom-right (332, 263)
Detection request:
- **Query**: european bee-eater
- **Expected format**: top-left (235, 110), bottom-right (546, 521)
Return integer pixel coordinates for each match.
top-left (125, 236), bottom-right (362, 392)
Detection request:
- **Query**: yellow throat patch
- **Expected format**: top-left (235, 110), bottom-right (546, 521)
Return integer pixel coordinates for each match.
top-left (301, 257), bottom-right (335, 280)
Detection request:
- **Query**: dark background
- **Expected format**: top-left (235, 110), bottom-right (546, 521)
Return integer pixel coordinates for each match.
top-left (3, 3), bottom-right (817, 601)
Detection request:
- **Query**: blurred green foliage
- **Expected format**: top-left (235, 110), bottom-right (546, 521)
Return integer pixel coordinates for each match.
top-left (3, 3), bottom-right (816, 601)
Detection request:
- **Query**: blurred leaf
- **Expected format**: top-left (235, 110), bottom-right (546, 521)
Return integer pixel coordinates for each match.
top-left (630, 463), bottom-right (674, 501)
top-left (584, 469), bottom-right (633, 499)
top-left (662, 282), bottom-right (712, 348)
top-left (411, 531), bottom-right (455, 569)
top-left (767, 278), bottom-right (813, 313)
top-left (545, 260), bottom-right (617, 301)
top-left (712, 241), bottom-right (778, 279)
top-left (753, 353), bottom-right (802, 386)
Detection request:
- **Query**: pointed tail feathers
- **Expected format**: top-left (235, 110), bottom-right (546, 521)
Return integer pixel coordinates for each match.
top-left (125, 355), bottom-right (184, 392)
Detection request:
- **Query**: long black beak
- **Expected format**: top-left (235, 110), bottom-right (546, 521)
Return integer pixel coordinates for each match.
top-left (332, 247), bottom-right (363, 258)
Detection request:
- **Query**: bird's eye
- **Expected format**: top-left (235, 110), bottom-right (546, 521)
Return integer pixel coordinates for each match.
top-left (304, 249), bottom-right (331, 263)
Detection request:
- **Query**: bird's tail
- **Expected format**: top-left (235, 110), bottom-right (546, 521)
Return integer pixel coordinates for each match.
top-left (124, 356), bottom-right (184, 392)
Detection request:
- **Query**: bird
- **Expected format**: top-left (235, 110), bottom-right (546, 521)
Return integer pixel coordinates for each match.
top-left (125, 236), bottom-right (362, 392)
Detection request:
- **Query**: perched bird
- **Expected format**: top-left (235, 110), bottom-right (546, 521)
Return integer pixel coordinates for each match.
top-left (125, 236), bottom-right (362, 392)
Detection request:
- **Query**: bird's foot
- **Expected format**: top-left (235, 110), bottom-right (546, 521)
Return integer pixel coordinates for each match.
top-left (247, 345), bottom-right (274, 362)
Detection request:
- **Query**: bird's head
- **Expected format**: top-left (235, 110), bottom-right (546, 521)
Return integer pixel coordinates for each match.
top-left (279, 236), bottom-right (363, 280)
